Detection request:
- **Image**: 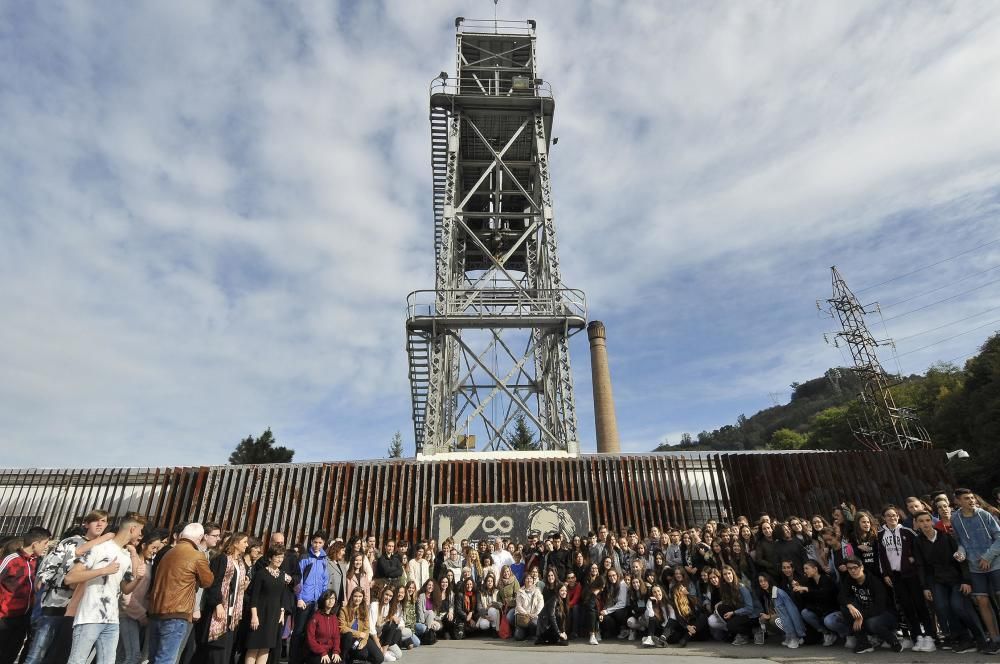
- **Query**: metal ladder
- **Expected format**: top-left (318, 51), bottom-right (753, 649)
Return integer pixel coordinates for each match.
top-left (406, 330), bottom-right (430, 452)
top-left (430, 105), bottom-right (449, 258)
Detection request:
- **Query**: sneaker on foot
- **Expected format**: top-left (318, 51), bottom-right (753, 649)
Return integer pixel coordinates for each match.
top-left (823, 632), bottom-right (838, 646)
top-left (617, 628), bottom-right (629, 640)
top-left (731, 634), bottom-right (749, 646)
top-left (845, 636), bottom-right (857, 650)
top-left (641, 635), bottom-right (654, 647)
top-left (954, 639), bottom-right (977, 654)
top-left (923, 636), bottom-right (937, 652)
top-left (889, 640), bottom-right (904, 653)
top-left (589, 634), bottom-right (599, 646)
top-left (983, 640), bottom-right (1000, 655)
top-left (628, 630), bottom-right (636, 641)
top-left (787, 638), bottom-right (800, 649)
top-left (901, 637), bottom-right (914, 651)
top-left (389, 644), bottom-right (403, 658)
top-left (383, 652), bottom-right (397, 662)
top-left (854, 641), bottom-right (875, 654)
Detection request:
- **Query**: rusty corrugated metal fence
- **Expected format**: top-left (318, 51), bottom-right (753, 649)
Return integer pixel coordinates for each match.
top-left (0, 450), bottom-right (951, 543)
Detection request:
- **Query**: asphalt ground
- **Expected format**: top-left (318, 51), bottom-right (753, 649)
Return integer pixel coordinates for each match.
top-left (395, 636), bottom-right (994, 663)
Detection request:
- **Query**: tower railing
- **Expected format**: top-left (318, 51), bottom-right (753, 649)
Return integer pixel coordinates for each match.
top-left (430, 77), bottom-right (553, 99)
top-left (407, 289), bottom-right (586, 325)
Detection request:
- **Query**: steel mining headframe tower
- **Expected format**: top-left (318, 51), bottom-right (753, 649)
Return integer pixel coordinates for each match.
top-left (406, 18), bottom-right (586, 455)
top-left (824, 266), bottom-right (932, 451)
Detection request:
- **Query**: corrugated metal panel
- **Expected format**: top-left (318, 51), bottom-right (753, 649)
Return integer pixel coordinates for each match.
top-left (0, 450), bottom-right (953, 541)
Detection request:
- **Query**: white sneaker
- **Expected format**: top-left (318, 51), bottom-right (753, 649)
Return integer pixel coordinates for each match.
top-left (383, 652), bottom-right (397, 662)
top-left (845, 636), bottom-right (857, 650)
top-left (901, 637), bottom-right (914, 651)
top-left (389, 644), bottom-right (403, 658)
top-left (628, 630), bottom-right (636, 641)
top-left (589, 634), bottom-right (599, 646)
top-left (922, 636), bottom-right (936, 652)
top-left (641, 636), bottom-right (654, 647)
top-left (781, 638), bottom-right (791, 647)
top-left (823, 631), bottom-right (838, 646)
top-left (787, 638), bottom-right (800, 649)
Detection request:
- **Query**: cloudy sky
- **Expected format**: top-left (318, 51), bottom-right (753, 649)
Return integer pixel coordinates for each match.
top-left (3, 1), bottom-right (1000, 468)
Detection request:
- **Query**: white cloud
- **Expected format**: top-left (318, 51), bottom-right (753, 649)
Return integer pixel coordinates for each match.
top-left (2, 1), bottom-right (999, 465)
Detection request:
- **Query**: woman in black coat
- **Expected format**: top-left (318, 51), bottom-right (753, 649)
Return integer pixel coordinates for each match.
top-left (535, 583), bottom-right (569, 645)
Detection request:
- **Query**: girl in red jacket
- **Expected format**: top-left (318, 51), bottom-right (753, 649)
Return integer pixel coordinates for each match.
top-left (306, 591), bottom-right (341, 664)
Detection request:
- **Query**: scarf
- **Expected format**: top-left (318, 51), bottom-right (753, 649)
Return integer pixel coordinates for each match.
top-left (208, 556), bottom-right (245, 642)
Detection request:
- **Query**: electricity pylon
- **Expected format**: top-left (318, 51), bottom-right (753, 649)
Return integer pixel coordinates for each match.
top-left (823, 266), bottom-right (933, 451)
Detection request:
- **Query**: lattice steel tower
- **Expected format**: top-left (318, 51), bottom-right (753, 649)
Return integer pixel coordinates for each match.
top-left (825, 266), bottom-right (932, 451)
top-left (406, 18), bottom-right (586, 455)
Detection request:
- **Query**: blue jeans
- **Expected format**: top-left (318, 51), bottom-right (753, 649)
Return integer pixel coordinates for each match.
top-left (801, 608), bottom-right (838, 634)
top-left (22, 614), bottom-right (61, 664)
top-left (147, 618), bottom-right (189, 664)
top-left (825, 611), bottom-right (850, 637)
top-left (67, 622), bottom-right (118, 664)
top-left (932, 582), bottom-right (981, 639)
top-left (119, 616), bottom-right (145, 664)
top-left (829, 611), bottom-right (898, 644)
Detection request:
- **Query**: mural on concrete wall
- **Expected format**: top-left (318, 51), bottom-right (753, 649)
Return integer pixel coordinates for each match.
top-left (432, 501), bottom-right (591, 543)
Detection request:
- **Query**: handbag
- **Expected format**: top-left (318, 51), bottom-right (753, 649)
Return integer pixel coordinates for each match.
top-left (498, 612), bottom-right (512, 639)
top-left (515, 613), bottom-right (531, 628)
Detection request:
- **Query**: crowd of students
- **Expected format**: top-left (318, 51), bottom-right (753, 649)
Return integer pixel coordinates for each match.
top-left (1, 486), bottom-right (999, 663)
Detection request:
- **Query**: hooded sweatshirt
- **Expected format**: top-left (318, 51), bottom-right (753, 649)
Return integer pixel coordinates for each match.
top-left (838, 572), bottom-right (890, 619)
top-left (878, 524), bottom-right (918, 577)
top-left (954, 508), bottom-right (1000, 573)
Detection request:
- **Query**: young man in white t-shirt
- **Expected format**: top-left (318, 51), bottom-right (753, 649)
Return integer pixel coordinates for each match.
top-left (64, 517), bottom-right (144, 664)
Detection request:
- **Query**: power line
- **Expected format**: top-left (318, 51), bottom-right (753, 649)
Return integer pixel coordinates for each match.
top-left (943, 349), bottom-right (980, 365)
top-left (855, 237), bottom-right (1000, 294)
top-left (894, 304), bottom-right (1000, 342)
top-left (882, 263), bottom-right (1000, 309)
top-left (896, 319), bottom-right (1000, 358)
top-left (881, 276), bottom-right (1000, 322)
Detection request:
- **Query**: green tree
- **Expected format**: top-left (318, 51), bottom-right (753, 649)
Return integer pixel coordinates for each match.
top-left (387, 431), bottom-right (404, 458)
top-left (228, 428), bottom-right (294, 465)
top-left (767, 428), bottom-right (807, 450)
top-left (806, 405), bottom-right (854, 450)
top-left (506, 414), bottom-right (538, 451)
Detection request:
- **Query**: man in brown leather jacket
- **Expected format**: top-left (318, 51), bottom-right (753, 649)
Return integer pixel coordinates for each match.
top-left (146, 523), bottom-right (213, 664)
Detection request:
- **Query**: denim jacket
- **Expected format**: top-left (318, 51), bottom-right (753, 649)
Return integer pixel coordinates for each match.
top-left (734, 585), bottom-right (755, 617)
top-left (954, 508), bottom-right (1000, 573)
top-left (770, 586), bottom-right (806, 637)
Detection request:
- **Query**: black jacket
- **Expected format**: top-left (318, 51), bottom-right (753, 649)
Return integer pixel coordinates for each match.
top-left (754, 538), bottom-right (781, 577)
top-left (538, 592), bottom-right (567, 636)
top-left (375, 553), bottom-right (403, 581)
top-left (800, 573), bottom-right (838, 615)
top-left (773, 539), bottom-right (806, 572)
top-left (545, 549), bottom-right (570, 580)
top-left (914, 530), bottom-right (969, 590)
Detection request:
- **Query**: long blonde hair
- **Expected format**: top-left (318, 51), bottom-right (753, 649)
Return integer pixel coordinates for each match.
top-left (671, 584), bottom-right (691, 619)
